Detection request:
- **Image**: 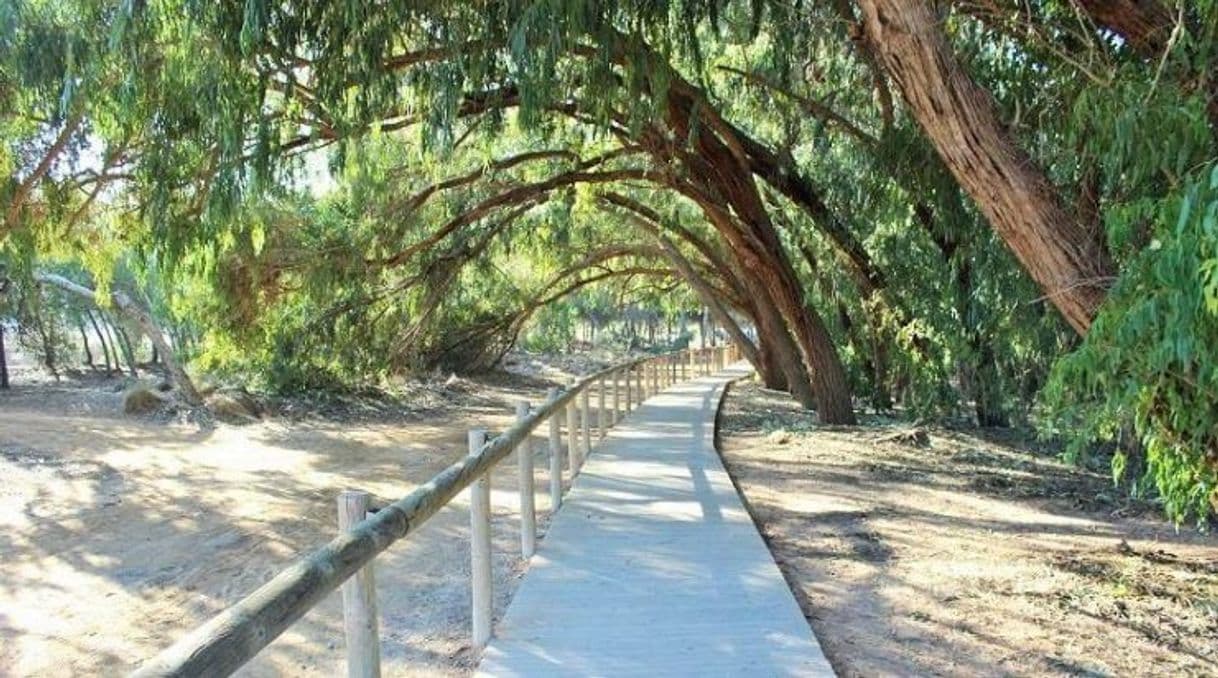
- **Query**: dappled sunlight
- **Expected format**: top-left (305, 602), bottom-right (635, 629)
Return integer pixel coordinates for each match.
top-left (481, 365), bottom-right (831, 676)
top-left (0, 385), bottom-right (553, 676)
top-left (719, 380), bottom-right (1218, 676)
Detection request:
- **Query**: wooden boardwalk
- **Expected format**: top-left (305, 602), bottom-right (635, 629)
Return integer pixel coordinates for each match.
top-left (477, 364), bottom-right (834, 677)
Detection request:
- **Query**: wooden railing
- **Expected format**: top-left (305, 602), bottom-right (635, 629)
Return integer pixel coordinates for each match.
top-left (132, 344), bottom-right (740, 677)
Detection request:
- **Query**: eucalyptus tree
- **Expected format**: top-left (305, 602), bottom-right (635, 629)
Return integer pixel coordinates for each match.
top-left (6, 0), bottom-right (1218, 519)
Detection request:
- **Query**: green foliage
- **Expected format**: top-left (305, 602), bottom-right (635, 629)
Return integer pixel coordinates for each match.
top-left (4, 0), bottom-right (1218, 524)
top-left (1045, 164), bottom-right (1218, 524)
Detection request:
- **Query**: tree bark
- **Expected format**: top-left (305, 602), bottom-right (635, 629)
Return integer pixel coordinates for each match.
top-left (76, 317), bottom-right (95, 368)
top-left (36, 273), bottom-right (203, 405)
top-left (1076, 0), bottom-right (1174, 56)
top-left (85, 308), bottom-right (114, 375)
top-left (112, 322), bottom-right (139, 378)
top-left (0, 324), bottom-right (8, 389)
top-left (33, 307), bottom-right (58, 380)
top-left (659, 90), bottom-right (856, 422)
top-left (857, 0), bottom-right (1115, 335)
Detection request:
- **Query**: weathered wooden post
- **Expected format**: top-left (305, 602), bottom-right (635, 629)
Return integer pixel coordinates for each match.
top-left (338, 490), bottom-right (380, 678)
top-left (625, 366), bottom-right (633, 412)
top-left (468, 429), bottom-right (492, 648)
top-left (515, 401), bottom-right (536, 559)
top-left (566, 384), bottom-right (581, 472)
top-left (580, 386), bottom-right (592, 458)
top-left (547, 387), bottom-right (562, 511)
top-left (597, 376), bottom-right (607, 439)
top-left (611, 370), bottom-right (620, 425)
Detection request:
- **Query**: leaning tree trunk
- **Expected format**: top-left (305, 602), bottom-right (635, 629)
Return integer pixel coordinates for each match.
top-left (35, 273), bottom-right (203, 405)
top-left (662, 86), bottom-right (857, 423)
top-left (0, 324), bottom-right (8, 389)
top-left (76, 317), bottom-right (94, 368)
top-left (86, 308), bottom-right (114, 375)
top-left (111, 321), bottom-right (139, 378)
top-left (857, 0), bottom-right (1115, 335)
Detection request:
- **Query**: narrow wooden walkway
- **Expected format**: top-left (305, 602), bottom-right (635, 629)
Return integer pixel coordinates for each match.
top-left (477, 363), bottom-right (834, 677)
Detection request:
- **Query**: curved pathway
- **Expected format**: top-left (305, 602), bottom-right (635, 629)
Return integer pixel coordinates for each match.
top-left (477, 363), bottom-right (834, 677)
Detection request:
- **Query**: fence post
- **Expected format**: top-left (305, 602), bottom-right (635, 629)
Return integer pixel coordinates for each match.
top-left (625, 367), bottom-right (633, 411)
top-left (612, 370), bottom-right (620, 425)
top-left (515, 402), bottom-right (536, 559)
top-left (468, 429), bottom-right (492, 648)
top-left (547, 387), bottom-right (562, 511)
top-left (597, 376), bottom-right (607, 439)
top-left (580, 387), bottom-right (591, 458)
top-left (566, 386), bottom-right (581, 473)
top-left (338, 491), bottom-right (380, 678)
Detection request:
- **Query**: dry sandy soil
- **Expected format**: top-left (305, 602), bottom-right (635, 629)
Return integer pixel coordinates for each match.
top-left (0, 363), bottom-right (581, 677)
top-left (5, 356), bottom-right (1216, 678)
top-left (718, 380), bottom-right (1218, 677)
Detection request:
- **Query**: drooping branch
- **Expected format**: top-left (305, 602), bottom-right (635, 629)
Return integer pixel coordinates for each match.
top-left (376, 167), bottom-right (662, 269)
top-left (717, 66), bottom-right (879, 145)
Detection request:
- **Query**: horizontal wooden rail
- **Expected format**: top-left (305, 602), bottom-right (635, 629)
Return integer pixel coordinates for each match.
top-left (131, 347), bottom-right (733, 677)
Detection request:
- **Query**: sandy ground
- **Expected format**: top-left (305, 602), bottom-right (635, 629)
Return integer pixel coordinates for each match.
top-left (718, 380), bottom-right (1218, 677)
top-left (9, 354), bottom-right (1215, 677)
top-left (0, 369), bottom-right (574, 677)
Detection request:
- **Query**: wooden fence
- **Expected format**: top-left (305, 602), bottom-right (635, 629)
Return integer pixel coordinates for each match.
top-left (131, 344), bottom-right (739, 677)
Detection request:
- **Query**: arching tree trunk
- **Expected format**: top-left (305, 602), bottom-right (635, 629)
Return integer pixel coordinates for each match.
top-left (857, 0), bottom-right (1115, 335)
top-left (661, 85), bottom-right (857, 423)
top-left (35, 273), bottom-right (203, 405)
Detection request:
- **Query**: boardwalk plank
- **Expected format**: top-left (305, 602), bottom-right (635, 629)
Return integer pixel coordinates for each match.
top-left (477, 364), bottom-right (835, 677)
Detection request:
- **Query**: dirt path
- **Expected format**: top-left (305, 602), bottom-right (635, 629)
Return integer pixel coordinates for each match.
top-left (0, 376), bottom-right (564, 676)
top-left (718, 381), bottom-right (1218, 677)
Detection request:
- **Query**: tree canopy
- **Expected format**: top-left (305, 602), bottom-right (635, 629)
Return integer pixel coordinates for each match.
top-left (3, 0), bottom-right (1216, 523)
